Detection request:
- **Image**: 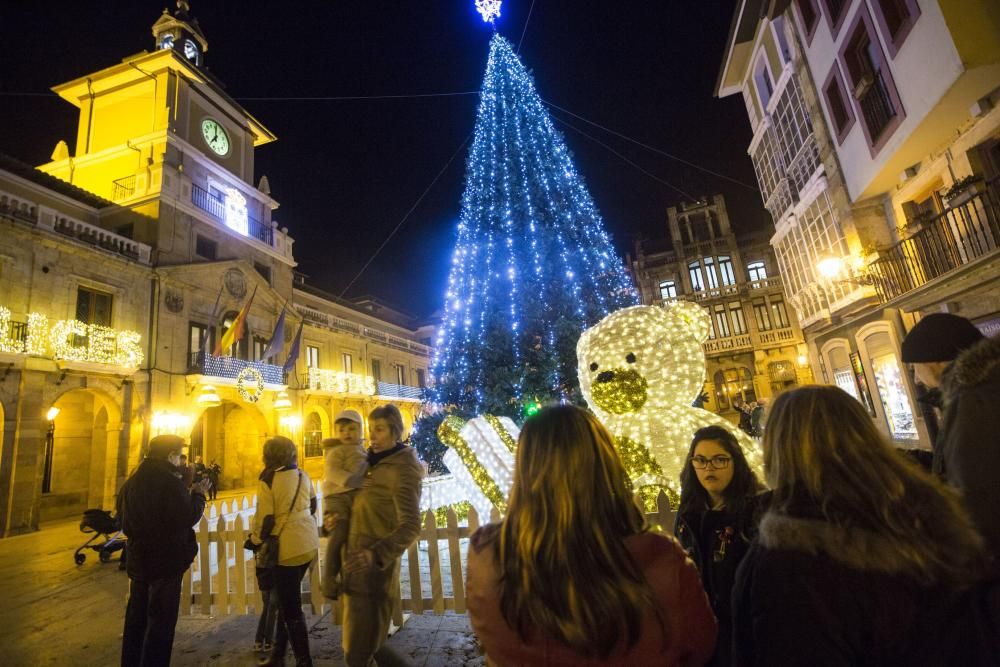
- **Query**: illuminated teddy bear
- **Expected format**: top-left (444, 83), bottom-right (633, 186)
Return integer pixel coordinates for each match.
top-left (577, 302), bottom-right (762, 500)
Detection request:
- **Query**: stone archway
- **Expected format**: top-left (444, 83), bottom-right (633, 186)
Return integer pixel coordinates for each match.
top-left (189, 400), bottom-right (268, 492)
top-left (41, 388), bottom-right (123, 521)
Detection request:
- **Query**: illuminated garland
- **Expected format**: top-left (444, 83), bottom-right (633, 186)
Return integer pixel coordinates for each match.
top-left (437, 415), bottom-right (507, 512)
top-left (237, 367), bottom-right (265, 403)
top-left (484, 414), bottom-right (517, 453)
top-left (0, 306), bottom-right (144, 366)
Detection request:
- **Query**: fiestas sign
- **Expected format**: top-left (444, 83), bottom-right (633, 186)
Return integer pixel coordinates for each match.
top-left (0, 306), bottom-right (144, 367)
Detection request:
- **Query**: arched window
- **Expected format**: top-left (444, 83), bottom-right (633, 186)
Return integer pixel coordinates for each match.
top-left (659, 280), bottom-right (677, 300)
top-left (747, 260), bottom-right (767, 283)
top-left (304, 412), bottom-right (323, 458)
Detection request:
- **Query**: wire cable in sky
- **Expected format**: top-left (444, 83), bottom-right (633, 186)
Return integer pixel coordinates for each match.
top-left (339, 132), bottom-right (472, 298)
top-left (550, 114), bottom-right (696, 201)
top-left (543, 99), bottom-right (760, 192)
top-left (517, 0), bottom-right (537, 54)
top-left (236, 91), bottom-right (480, 101)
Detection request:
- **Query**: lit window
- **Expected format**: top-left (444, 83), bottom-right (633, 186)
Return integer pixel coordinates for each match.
top-left (747, 261), bottom-right (768, 283)
top-left (371, 358), bottom-right (382, 381)
top-left (342, 352), bottom-right (353, 374)
top-left (76, 287), bottom-right (113, 327)
top-left (714, 304), bottom-right (731, 338)
top-left (304, 412), bottom-right (323, 458)
top-left (754, 57), bottom-right (774, 109)
top-left (729, 302), bottom-right (748, 336)
top-left (183, 40), bottom-right (199, 62)
top-left (717, 256), bottom-right (736, 287)
top-left (659, 280), bottom-right (677, 300)
top-left (770, 298), bottom-right (790, 329)
top-left (703, 257), bottom-right (719, 290)
top-left (688, 261), bottom-right (704, 292)
top-left (396, 364), bottom-right (406, 385)
top-left (306, 345), bottom-right (320, 368)
top-left (752, 302), bottom-right (772, 332)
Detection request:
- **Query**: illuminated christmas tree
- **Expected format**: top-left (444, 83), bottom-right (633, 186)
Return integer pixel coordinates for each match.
top-left (428, 34), bottom-right (637, 423)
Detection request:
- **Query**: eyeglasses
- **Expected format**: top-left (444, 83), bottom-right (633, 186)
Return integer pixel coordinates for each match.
top-left (690, 455), bottom-right (732, 470)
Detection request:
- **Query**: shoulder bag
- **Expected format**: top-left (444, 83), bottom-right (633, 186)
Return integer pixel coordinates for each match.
top-left (257, 471), bottom-right (302, 569)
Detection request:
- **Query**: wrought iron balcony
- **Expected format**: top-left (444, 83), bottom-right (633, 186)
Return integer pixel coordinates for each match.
top-left (189, 352), bottom-right (286, 385)
top-left (191, 184), bottom-right (273, 246)
top-left (376, 381), bottom-right (424, 400)
top-left (111, 175), bottom-right (136, 201)
top-left (868, 178), bottom-right (1000, 302)
top-left (857, 71), bottom-right (896, 142)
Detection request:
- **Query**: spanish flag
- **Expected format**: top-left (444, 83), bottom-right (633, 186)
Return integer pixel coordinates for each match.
top-left (214, 286), bottom-right (257, 356)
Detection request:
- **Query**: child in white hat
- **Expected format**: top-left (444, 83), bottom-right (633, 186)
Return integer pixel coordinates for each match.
top-left (320, 409), bottom-right (368, 599)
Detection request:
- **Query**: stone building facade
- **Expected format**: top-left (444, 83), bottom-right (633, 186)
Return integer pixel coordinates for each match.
top-left (0, 5), bottom-right (433, 536)
top-left (717, 0), bottom-right (1000, 448)
top-left (629, 194), bottom-right (810, 426)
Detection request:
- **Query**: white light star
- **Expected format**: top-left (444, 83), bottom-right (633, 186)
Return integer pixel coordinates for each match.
top-left (475, 0), bottom-right (502, 23)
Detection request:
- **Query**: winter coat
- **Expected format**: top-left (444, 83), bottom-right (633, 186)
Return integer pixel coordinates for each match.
top-left (466, 525), bottom-right (718, 667)
top-left (939, 334), bottom-right (1000, 567)
top-left (732, 500), bottom-right (987, 667)
top-left (675, 494), bottom-right (763, 666)
top-left (251, 466), bottom-right (319, 565)
top-left (119, 457), bottom-right (206, 580)
top-left (342, 445), bottom-right (424, 597)
top-left (321, 439), bottom-right (368, 498)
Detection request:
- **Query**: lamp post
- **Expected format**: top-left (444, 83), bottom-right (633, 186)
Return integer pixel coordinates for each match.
top-left (42, 406), bottom-right (60, 494)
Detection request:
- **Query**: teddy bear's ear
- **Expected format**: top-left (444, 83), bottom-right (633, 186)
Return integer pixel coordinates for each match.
top-left (662, 300), bottom-right (711, 343)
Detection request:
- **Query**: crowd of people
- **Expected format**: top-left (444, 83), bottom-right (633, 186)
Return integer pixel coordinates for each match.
top-left (115, 312), bottom-right (998, 666)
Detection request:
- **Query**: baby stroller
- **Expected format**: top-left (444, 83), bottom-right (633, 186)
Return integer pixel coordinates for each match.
top-left (74, 508), bottom-right (126, 566)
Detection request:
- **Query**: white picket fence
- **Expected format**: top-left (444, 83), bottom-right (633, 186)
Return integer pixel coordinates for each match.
top-left (181, 481), bottom-right (676, 623)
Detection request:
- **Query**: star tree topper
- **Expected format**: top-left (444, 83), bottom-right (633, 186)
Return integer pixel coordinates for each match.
top-left (475, 0), bottom-right (502, 23)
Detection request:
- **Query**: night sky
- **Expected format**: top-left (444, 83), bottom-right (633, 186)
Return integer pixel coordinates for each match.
top-left (1, 1), bottom-right (767, 321)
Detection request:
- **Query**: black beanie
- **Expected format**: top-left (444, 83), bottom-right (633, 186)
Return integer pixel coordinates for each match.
top-left (900, 313), bottom-right (984, 363)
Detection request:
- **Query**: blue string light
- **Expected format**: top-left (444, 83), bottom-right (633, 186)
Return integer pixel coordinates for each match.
top-left (431, 35), bottom-right (637, 415)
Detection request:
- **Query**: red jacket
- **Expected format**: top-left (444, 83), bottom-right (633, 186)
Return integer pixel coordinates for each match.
top-left (466, 526), bottom-right (717, 667)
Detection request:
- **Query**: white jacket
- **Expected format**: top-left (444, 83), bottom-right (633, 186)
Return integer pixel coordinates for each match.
top-left (252, 467), bottom-right (319, 564)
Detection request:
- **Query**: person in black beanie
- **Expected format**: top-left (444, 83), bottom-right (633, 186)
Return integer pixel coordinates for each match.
top-left (901, 312), bottom-right (998, 571)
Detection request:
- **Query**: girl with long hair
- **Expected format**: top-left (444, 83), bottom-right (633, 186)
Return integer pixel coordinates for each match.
top-left (732, 385), bottom-right (988, 666)
top-left (675, 425), bottom-right (764, 666)
top-left (466, 404), bottom-right (717, 666)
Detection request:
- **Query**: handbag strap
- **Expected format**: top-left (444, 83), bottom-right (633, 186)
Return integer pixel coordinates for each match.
top-left (273, 470), bottom-right (302, 538)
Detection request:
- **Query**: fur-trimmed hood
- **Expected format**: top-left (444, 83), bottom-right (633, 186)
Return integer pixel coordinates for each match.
top-left (942, 334), bottom-right (1000, 403)
top-left (758, 512), bottom-right (923, 577)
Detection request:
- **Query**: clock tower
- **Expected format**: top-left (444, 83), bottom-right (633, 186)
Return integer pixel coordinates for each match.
top-left (36, 1), bottom-right (291, 271)
top-left (152, 1), bottom-right (208, 68)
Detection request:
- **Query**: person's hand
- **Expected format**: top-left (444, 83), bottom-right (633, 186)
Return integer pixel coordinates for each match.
top-left (192, 477), bottom-right (212, 497)
top-left (361, 478), bottom-right (374, 489)
top-left (344, 548), bottom-right (375, 574)
top-left (323, 513), bottom-right (338, 533)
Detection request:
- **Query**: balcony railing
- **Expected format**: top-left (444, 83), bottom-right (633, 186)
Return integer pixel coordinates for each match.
top-left (703, 334), bottom-right (753, 354)
top-left (191, 184), bottom-right (273, 246)
top-left (189, 352), bottom-right (286, 385)
top-left (376, 381), bottom-right (424, 400)
top-left (295, 304), bottom-right (432, 357)
top-left (758, 327), bottom-right (797, 346)
top-left (868, 178), bottom-right (1000, 302)
top-left (111, 175), bottom-right (136, 201)
top-left (857, 71), bottom-right (896, 142)
top-left (0, 192), bottom-right (38, 223)
top-left (50, 214), bottom-right (151, 264)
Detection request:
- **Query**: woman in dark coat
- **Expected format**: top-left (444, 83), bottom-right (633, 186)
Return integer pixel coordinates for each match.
top-left (732, 386), bottom-right (990, 667)
top-left (675, 425), bottom-right (764, 666)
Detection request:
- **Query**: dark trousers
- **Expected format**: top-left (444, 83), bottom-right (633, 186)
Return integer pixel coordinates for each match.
top-left (255, 587), bottom-right (279, 644)
top-left (121, 574), bottom-right (183, 667)
top-left (273, 561), bottom-right (310, 622)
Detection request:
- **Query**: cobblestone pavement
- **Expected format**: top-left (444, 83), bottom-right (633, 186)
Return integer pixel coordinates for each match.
top-left (1, 519), bottom-right (483, 666)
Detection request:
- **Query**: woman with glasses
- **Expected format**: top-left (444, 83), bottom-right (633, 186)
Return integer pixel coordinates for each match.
top-left (675, 425), bottom-right (765, 666)
top-left (732, 386), bottom-right (989, 666)
top-left (466, 404), bottom-right (717, 666)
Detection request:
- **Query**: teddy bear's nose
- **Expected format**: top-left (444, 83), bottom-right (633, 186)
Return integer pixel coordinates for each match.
top-left (596, 370), bottom-right (615, 383)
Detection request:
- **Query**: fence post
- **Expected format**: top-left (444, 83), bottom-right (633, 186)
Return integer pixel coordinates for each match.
top-left (197, 514), bottom-right (212, 615)
top-left (233, 507), bottom-right (250, 615)
top-left (215, 502), bottom-right (231, 615)
top-left (446, 508), bottom-right (466, 614)
top-left (406, 539), bottom-right (423, 614)
top-left (424, 510), bottom-right (445, 614)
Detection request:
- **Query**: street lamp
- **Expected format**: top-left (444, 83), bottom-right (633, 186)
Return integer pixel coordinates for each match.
top-left (43, 406), bottom-right (60, 493)
top-left (815, 255), bottom-right (875, 286)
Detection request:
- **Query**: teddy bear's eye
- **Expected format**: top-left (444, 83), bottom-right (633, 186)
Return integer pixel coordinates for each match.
top-left (625, 352), bottom-right (636, 364)
top-left (589, 362), bottom-right (599, 372)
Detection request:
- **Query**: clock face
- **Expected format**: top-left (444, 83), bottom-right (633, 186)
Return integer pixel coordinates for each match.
top-left (201, 119), bottom-right (230, 156)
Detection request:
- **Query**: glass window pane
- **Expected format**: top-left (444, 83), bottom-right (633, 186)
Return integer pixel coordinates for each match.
top-left (871, 351), bottom-right (918, 440)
